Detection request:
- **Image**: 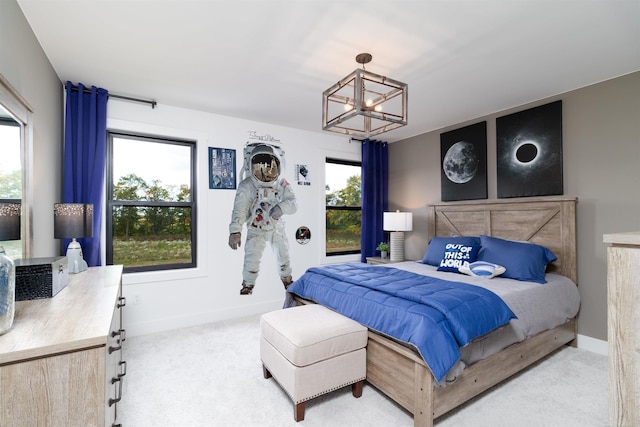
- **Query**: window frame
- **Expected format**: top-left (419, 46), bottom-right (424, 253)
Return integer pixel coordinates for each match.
top-left (106, 130), bottom-right (197, 273)
top-left (325, 157), bottom-right (362, 257)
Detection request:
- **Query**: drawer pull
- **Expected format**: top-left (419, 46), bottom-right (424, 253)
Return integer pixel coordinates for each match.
top-left (108, 344), bottom-right (121, 354)
top-left (118, 360), bottom-right (127, 378)
top-left (117, 296), bottom-right (126, 308)
top-left (109, 376), bottom-right (123, 406)
top-left (111, 328), bottom-right (127, 342)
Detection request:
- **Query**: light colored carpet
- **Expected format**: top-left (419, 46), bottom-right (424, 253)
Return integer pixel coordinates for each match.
top-left (119, 315), bottom-right (607, 427)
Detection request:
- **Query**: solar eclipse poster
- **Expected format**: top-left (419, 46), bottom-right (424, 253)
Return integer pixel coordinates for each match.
top-left (496, 100), bottom-right (563, 198)
top-left (440, 121), bottom-right (488, 201)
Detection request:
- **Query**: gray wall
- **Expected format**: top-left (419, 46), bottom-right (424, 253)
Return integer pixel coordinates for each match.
top-left (0, 0), bottom-right (63, 257)
top-left (389, 71), bottom-right (640, 341)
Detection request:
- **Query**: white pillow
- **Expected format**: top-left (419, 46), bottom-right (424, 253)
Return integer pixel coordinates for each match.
top-left (459, 261), bottom-right (506, 279)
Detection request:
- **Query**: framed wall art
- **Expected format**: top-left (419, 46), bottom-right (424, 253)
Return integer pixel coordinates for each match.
top-left (295, 164), bottom-right (310, 186)
top-left (440, 121), bottom-right (487, 201)
top-left (496, 100), bottom-right (563, 198)
top-left (208, 147), bottom-right (236, 189)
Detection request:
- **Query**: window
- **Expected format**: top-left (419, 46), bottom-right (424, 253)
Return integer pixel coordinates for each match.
top-left (0, 116), bottom-right (22, 259)
top-left (325, 158), bottom-right (361, 256)
top-left (107, 131), bottom-right (197, 272)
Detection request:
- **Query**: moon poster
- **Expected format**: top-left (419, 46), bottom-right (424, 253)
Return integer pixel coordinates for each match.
top-left (440, 121), bottom-right (487, 201)
top-left (496, 100), bottom-right (563, 198)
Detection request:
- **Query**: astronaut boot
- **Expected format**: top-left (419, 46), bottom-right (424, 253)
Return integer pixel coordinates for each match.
top-left (240, 281), bottom-right (255, 295)
top-left (281, 275), bottom-right (293, 290)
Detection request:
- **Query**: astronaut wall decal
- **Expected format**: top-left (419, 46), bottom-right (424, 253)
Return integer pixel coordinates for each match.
top-left (228, 141), bottom-right (298, 295)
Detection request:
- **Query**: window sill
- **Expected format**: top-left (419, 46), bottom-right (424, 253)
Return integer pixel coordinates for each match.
top-left (321, 253), bottom-right (361, 265)
top-left (121, 264), bottom-right (208, 285)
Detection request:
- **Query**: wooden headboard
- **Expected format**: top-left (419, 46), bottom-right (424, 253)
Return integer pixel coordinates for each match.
top-left (427, 196), bottom-right (578, 284)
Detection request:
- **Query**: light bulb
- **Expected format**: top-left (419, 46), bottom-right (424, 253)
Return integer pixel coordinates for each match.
top-left (365, 99), bottom-right (373, 107)
top-left (375, 105), bottom-right (383, 112)
top-left (344, 104), bottom-right (353, 111)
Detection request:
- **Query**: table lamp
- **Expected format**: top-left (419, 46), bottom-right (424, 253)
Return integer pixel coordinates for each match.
top-left (54, 203), bottom-right (93, 273)
top-left (383, 210), bottom-right (413, 262)
top-left (0, 202), bottom-right (21, 335)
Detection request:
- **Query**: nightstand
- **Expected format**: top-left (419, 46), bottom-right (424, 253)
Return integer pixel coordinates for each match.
top-left (366, 257), bottom-right (399, 265)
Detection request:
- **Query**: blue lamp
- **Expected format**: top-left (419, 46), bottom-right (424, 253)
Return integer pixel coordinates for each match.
top-left (54, 203), bottom-right (93, 273)
top-left (0, 202), bottom-right (20, 335)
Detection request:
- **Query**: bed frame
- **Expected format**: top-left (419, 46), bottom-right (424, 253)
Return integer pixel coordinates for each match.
top-left (367, 196), bottom-right (578, 426)
top-left (296, 195), bottom-right (578, 426)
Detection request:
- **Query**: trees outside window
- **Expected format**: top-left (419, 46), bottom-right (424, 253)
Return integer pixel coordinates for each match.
top-left (107, 132), bottom-right (196, 272)
top-left (325, 158), bottom-right (361, 256)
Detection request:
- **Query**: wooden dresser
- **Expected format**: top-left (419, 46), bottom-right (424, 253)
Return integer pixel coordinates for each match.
top-left (603, 232), bottom-right (640, 426)
top-left (0, 265), bottom-right (125, 427)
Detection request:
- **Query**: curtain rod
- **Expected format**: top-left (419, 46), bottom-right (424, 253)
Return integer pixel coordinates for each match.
top-left (110, 93), bottom-right (157, 109)
top-left (349, 137), bottom-right (389, 145)
top-left (66, 84), bottom-right (157, 109)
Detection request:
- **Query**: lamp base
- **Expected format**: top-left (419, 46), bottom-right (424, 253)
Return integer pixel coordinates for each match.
top-left (389, 231), bottom-right (405, 262)
top-left (66, 239), bottom-right (88, 274)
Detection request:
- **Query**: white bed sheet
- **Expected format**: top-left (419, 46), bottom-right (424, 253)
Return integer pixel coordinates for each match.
top-left (379, 261), bottom-right (581, 378)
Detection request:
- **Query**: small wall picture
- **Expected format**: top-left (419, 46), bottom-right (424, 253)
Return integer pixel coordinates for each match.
top-left (295, 164), bottom-right (310, 186)
top-left (440, 121), bottom-right (488, 201)
top-left (296, 226), bottom-right (311, 244)
top-left (496, 100), bottom-right (563, 198)
top-left (209, 147), bottom-right (236, 189)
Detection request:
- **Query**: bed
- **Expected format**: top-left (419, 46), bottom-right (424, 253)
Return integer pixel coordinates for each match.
top-left (288, 196), bottom-right (579, 427)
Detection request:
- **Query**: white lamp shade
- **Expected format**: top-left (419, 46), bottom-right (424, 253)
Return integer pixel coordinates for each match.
top-left (383, 211), bottom-right (413, 232)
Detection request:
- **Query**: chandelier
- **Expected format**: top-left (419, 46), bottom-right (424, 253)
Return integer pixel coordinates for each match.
top-left (322, 53), bottom-right (408, 138)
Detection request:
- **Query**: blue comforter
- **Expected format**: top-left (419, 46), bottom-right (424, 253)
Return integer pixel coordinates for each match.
top-left (285, 263), bottom-right (516, 382)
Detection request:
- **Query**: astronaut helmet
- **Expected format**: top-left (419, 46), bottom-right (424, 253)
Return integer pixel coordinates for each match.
top-left (249, 144), bottom-right (281, 186)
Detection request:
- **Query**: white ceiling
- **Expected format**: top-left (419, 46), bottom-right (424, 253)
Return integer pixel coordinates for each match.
top-left (17, 0), bottom-right (640, 142)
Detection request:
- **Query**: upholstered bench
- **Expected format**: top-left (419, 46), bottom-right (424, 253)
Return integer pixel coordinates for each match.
top-left (260, 304), bottom-right (368, 421)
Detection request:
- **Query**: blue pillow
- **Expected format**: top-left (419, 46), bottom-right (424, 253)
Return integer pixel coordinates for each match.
top-left (422, 236), bottom-right (481, 266)
top-left (437, 244), bottom-right (480, 272)
top-left (477, 235), bottom-right (557, 284)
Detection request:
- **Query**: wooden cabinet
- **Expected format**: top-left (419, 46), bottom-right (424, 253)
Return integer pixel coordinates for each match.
top-left (603, 232), bottom-right (640, 427)
top-left (0, 265), bottom-right (125, 427)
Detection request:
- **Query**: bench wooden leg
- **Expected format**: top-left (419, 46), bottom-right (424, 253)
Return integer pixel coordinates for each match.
top-left (294, 401), bottom-right (305, 422)
top-left (262, 364), bottom-right (272, 379)
top-left (352, 380), bottom-right (363, 398)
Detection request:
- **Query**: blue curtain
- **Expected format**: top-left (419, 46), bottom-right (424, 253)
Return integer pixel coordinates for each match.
top-left (63, 82), bottom-right (108, 267)
top-left (360, 139), bottom-right (388, 262)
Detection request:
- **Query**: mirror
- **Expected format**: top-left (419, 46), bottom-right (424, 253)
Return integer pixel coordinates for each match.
top-left (0, 105), bottom-right (21, 258)
top-left (0, 73), bottom-right (33, 259)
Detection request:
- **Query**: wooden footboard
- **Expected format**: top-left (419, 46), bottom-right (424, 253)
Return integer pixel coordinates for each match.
top-left (366, 319), bottom-right (576, 427)
top-left (366, 331), bottom-right (434, 425)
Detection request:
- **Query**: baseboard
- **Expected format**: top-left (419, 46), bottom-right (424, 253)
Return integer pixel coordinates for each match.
top-left (576, 334), bottom-right (608, 356)
top-left (125, 298), bottom-right (284, 337)
top-left (126, 307), bottom-right (612, 357)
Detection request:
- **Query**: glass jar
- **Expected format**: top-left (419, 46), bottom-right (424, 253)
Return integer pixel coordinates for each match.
top-left (0, 247), bottom-right (16, 335)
